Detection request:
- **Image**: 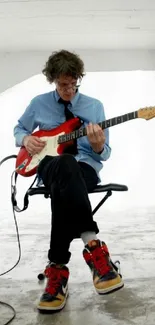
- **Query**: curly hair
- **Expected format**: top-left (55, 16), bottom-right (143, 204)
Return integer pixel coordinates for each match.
top-left (42, 50), bottom-right (85, 83)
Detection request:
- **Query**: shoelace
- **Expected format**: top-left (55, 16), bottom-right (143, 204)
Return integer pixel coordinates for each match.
top-left (45, 267), bottom-right (64, 295)
top-left (91, 246), bottom-right (111, 276)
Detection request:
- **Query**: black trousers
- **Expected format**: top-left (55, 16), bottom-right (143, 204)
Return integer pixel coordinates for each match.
top-left (37, 154), bottom-right (99, 264)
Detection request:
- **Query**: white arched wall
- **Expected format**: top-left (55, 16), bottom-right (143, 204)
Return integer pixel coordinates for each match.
top-left (1, 49), bottom-right (155, 93)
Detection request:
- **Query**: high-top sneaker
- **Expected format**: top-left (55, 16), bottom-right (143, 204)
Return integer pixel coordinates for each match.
top-left (37, 264), bottom-right (69, 311)
top-left (83, 239), bottom-right (124, 294)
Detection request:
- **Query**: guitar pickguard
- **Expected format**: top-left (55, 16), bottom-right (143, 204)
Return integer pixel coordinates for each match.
top-left (25, 133), bottom-right (64, 172)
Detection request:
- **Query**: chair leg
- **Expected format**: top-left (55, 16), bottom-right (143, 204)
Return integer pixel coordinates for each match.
top-left (92, 190), bottom-right (112, 216)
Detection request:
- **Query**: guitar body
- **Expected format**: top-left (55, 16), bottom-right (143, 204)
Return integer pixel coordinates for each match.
top-left (16, 117), bottom-right (81, 177)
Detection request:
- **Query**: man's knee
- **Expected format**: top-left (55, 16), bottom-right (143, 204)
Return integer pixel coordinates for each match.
top-left (58, 153), bottom-right (77, 165)
top-left (38, 154), bottom-right (80, 186)
top-left (38, 154), bottom-right (76, 172)
top-left (57, 154), bottom-right (79, 175)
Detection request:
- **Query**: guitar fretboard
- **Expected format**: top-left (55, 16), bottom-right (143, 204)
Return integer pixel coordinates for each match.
top-left (58, 111), bottom-right (138, 144)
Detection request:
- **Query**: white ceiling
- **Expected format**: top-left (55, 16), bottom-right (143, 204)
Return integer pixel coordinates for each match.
top-left (1, 0), bottom-right (155, 51)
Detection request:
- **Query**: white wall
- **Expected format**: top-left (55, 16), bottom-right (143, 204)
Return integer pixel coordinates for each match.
top-left (1, 50), bottom-right (155, 93)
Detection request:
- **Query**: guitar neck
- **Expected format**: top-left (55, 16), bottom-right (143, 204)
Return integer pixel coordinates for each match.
top-left (99, 110), bottom-right (138, 130)
top-left (58, 110), bottom-right (138, 143)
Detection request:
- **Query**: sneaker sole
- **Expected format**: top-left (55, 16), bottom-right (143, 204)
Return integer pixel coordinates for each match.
top-left (96, 280), bottom-right (124, 295)
top-left (37, 290), bottom-right (69, 312)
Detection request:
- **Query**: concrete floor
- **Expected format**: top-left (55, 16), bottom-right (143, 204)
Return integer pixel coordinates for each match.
top-left (0, 194), bottom-right (155, 325)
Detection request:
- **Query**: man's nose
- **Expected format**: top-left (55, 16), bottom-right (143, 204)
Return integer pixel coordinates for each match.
top-left (65, 87), bottom-right (74, 93)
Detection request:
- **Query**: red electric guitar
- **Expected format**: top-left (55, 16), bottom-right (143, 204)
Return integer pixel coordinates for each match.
top-left (16, 106), bottom-right (155, 177)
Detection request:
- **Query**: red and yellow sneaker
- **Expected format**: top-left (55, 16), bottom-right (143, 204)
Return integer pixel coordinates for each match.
top-left (83, 239), bottom-right (124, 294)
top-left (37, 264), bottom-right (69, 312)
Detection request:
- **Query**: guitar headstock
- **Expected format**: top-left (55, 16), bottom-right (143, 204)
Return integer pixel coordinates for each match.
top-left (138, 106), bottom-right (155, 120)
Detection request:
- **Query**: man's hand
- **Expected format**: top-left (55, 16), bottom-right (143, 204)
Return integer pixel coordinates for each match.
top-left (23, 135), bottom-right (46, 155)
top-left (86, 123), bottom-right (105, 153)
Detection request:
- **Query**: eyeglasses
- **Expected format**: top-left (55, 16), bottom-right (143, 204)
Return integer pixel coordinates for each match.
top-left (56, 80), bottom-right (81, 91)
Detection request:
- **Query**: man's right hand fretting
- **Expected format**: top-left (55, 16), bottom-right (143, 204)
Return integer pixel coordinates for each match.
top-left (23, 135), bottom-right (46, 155)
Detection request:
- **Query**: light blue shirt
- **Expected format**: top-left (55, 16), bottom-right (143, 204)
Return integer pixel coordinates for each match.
top-left (13, 89), bottom-right (111, 182)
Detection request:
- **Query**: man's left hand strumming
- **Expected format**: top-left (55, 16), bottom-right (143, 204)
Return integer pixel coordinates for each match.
top-left (86, 122), bottom-right (106, 154)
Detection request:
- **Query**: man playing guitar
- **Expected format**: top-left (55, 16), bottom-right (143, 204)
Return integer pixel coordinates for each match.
top-left (13, 50), bottom-right (124, 312)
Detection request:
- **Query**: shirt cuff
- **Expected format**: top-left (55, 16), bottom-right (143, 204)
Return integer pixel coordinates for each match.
top-left (91, 144), bottom-right (111, 162)
top-left (15, 133), bottom-right (29, 147)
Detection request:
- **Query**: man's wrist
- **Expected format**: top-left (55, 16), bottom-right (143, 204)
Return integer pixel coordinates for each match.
top-left (92, 145), bottom-right (104, 155)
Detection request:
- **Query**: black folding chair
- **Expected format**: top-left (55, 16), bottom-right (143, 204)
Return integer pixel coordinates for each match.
top-left (27, 182), bottom-right (128, 216)
top-left (1, 154), bottom-right (128, 215)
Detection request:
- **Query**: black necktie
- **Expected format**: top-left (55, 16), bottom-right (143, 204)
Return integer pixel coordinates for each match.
top-left (58, 98), bottom-right (74, 121)
top-left (58, 97), bottom-right (78, 155)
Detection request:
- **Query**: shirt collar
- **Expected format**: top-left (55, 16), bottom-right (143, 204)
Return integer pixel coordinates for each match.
top-left (54, 89), bottom-right (80, 108)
